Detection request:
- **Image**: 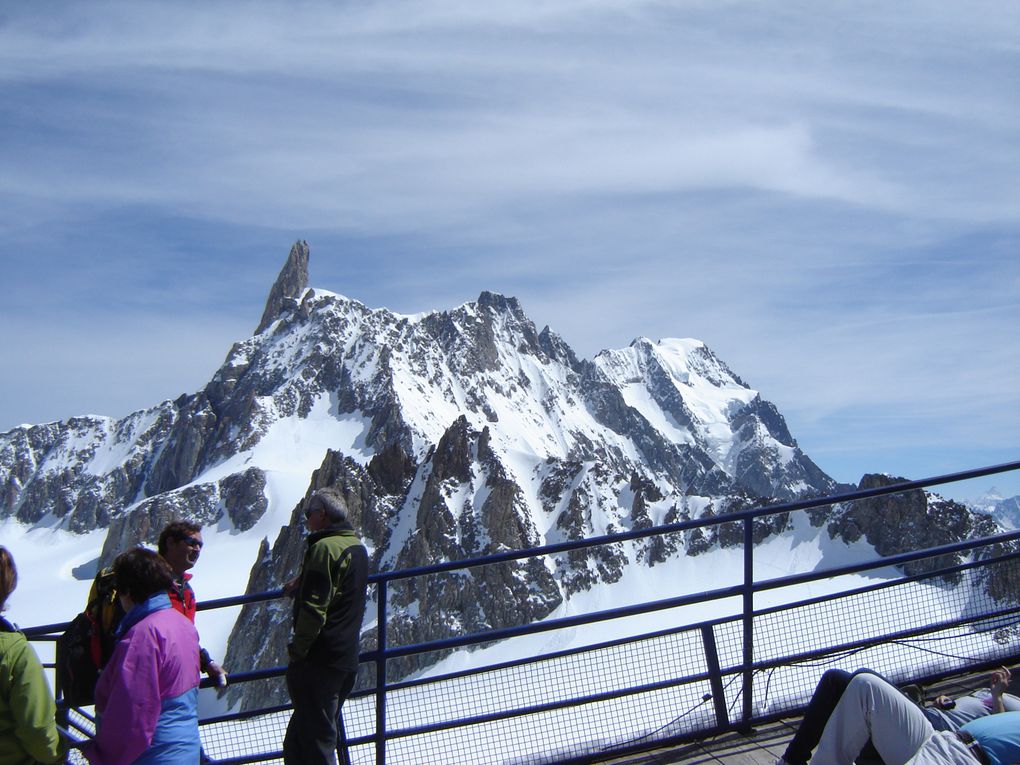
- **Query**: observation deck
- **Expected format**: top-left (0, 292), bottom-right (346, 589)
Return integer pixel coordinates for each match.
top-left (23, 460), bottom-right (1020, 764)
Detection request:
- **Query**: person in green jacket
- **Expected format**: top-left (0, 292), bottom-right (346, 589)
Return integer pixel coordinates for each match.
top-left (0, 546), bottom-right (64, 765)
top-left (282, 487), bottom-right (369, 765)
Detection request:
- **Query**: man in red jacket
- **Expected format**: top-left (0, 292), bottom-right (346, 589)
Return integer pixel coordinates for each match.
top-left (158, 520), bottom-right (228, 687)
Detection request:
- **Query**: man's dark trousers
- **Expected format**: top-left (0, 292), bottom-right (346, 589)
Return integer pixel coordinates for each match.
top-left (283, 659), bottom-right (357, 765)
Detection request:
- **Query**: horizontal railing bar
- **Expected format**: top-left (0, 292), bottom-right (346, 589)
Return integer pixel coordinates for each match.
top-left (370, 532), bottom-right (1020, 665)
top-left (753, 548), bottom-right (1020, 619)
top-left (380, 548), bottom-right (1020, 697)
top-left (368, 606), bottom-right (1020, 751)
top-left (373, 460), bottom-right (1020, 583)
top-left (55, 533), bottom-right (1020, 701)
top-left (204, 751), bottom-right (284, 765)
top-left (755, 529), bottom-right (1020, 594)
top-left (729, 605), bottom-right (1020, 677)
top-left (203, 666), bottom-right (286, 686)
top-left (199, 703), bottom-right (292, 726)
top-left (196, 589), bottom-right (285, 612)
top-left (382, 618), bottom-right (726, 693)
top-left (210, 566), bottom-right (1020, 705)
top-left (368, 584), bottom-right (747, 661)
top-left (581, 630), bottom-right (1020, 765)
top-left (23, 622), bottom-right (72, 638)
top-left (20, 459), bottom-right (1020, 765)
top-left (63, 717), bottom-right (93, 736)
top-left (23, 461), bottom-right (1020, 640)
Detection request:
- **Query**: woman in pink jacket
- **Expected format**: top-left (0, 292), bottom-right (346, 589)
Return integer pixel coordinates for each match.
top-left (82, 547), bottom-right (201, 765)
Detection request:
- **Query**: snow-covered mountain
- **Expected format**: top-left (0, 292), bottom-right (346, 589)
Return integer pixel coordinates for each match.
top-left (0, 242), bottom-right (1008, 711)
top-left (970, 488), bottom-right (1020, 530)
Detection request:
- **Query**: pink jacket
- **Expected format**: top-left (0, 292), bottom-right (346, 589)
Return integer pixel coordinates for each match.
top-left (83, 599), bottom-right (201, 765)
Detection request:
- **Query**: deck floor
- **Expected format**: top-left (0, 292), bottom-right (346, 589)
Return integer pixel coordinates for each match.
top-left (597, 718), bottom-right (797, 765)
top-left (593, 671), bottom-right (996, 765)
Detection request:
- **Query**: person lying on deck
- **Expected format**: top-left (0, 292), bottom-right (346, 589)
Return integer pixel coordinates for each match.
top-left (777, 667), bottom-right (1018, 765)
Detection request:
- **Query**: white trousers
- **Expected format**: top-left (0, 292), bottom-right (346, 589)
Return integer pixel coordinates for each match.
top-left (811, 673), bottom-right (974, 765)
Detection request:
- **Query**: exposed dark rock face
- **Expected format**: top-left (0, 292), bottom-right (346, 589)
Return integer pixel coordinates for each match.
top-left (223, 416), bottom-right (570, 710)
top-left (97, 468), bottom-right (270, 569)
top-left (221, 534), bottom-right (301, 709)
top-left (730, 396), bottom-right (835, 500)
top-left (641, 503), bottom-right (685, 565)
top-left (99, 483), bottom-right (219, 568)
top-left (385, 418), bottom-right (562, 678)
top-left (825, 474), bottom-right (1019, 590)
top-left (538, 325), bottom-right (583, 371)
top-left (256, 240), bottom-right (310, 334)
top-left (221, 468), bottom-right (269, 532)
top-left (143, 394), bottom-right (219, 496)
top-left (0, 408), bottom-right (177, 533)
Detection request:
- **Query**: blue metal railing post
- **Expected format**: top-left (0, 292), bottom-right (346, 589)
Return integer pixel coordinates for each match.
top-left (741, 515), bottom-right (754, 728)
top-left (700, 625), bottom-right (730, 729)
top-left (375, 580), bottom-right (388, 765)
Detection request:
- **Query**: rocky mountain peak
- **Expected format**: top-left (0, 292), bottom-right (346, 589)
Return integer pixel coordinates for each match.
top-left (476, 290), bottom-right (522, 314)
top-left (256, 240), bottom-right (310, 334)
top-left (7, 240), bottom-right (1013, 711)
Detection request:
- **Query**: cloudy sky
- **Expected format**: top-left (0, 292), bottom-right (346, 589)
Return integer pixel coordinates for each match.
top-left (1, 1), bottom-right (1017, 501)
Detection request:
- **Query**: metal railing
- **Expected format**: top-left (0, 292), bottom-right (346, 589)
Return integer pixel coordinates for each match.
top-left (28, 459), bottom-right (1020, 764)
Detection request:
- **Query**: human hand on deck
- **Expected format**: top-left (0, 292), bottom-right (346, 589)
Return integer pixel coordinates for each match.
top-left (989, 667), bottom-right (1010, 712)
top-left (989, 667), bottom-right (1010, 696)
top-left (933, 695), bottom-right (956, 710)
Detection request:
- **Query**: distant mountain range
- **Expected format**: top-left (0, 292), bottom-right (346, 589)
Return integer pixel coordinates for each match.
top-left (1, 241), bottom-right (1013, 710)
top-left (969, 488), bottom-right (1020, 530)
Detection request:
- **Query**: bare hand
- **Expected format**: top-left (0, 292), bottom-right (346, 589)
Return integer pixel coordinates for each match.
top-left (990, 667), bottom-right (1011, 697)
top-left (206, 661), bottom-right (229, 688)
top-left (283, 575), bottom-right (301, 598)
top-left (933, 695), bottom-right (956, 710)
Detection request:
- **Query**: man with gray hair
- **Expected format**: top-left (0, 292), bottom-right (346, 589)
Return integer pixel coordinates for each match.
top-left (283, 486), bottom-right (369, 765)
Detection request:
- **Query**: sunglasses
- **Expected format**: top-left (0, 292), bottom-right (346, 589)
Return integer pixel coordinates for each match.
top-left (177, 535), bottom-right (204, 549)
top-left (304, 505), bottom-right (324, 519)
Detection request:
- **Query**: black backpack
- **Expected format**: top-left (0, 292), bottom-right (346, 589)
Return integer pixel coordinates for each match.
top-left (55, 568), bottom-right (123, 707)
top-left (55, 611), bottom-right (102, 707)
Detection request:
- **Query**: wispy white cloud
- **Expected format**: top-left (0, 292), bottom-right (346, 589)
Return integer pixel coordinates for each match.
top-left (0, 0), bottom-right (1017, 498)
top-left (2, 0), bottom-right (1016, 228)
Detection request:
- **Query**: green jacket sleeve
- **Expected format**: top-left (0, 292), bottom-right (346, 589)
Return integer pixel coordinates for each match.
top-left (4, 636), bottom-right (64, 764)
top-left (289, 541), bottom-right (351, 661)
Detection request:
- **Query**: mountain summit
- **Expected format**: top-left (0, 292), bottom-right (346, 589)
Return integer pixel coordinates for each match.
top-left (2, 242), bottom-right (1001, 708)
top-left (256, 239), bottom-right (309, 334)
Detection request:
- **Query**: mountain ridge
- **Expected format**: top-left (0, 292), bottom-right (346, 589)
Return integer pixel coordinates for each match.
top-left (0, 241), bottom-right (1011, 710)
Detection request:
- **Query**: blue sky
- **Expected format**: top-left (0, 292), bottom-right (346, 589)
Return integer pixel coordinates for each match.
top-left (1, 1), bottom-right (1017, 502)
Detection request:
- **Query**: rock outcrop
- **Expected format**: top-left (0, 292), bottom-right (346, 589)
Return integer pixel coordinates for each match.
top-left (256, 240), bottom-right (310, 334)
top-left (824, 474), bottom-right (1012, 581)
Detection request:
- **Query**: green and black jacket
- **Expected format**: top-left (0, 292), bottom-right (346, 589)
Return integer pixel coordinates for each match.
top-left (289, 523), bottom-right (369, 672)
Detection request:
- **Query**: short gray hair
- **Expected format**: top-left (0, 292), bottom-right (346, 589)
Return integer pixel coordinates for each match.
top-left (308, 486), bottom-right (349, 523)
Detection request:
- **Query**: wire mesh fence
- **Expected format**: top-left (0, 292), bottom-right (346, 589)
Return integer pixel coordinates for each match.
top-left (183, 557), bottom-right (1020, 764)
top-left (36, 462), bottom-right (1020, 765)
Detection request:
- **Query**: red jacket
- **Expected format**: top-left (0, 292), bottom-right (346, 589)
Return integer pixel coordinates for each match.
top-left (169, 572), bottom-right (212, 669)
top-left (168, 573), bottom-right (197, 622)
